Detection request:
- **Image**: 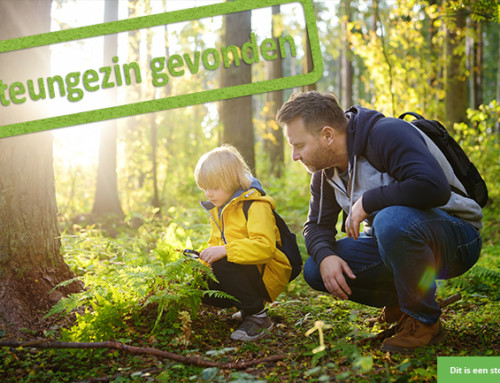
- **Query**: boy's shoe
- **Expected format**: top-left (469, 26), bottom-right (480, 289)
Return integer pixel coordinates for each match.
top-left (230, 311), bottom-right (273, 341)
top-left (381, 314), bottom-right (445, 353)
top-left (366, 305), bottom-right (403, 327)
top-left (231, 311), bottom-right (243, 321)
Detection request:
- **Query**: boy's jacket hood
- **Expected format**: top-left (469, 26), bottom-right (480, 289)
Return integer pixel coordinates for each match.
top-left (200, 176), bottom-right (276, 212)
top-left (345, 105), bottom-right (385, 162)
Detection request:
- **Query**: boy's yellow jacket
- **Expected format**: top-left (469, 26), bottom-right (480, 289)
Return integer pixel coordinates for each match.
top-left (201, 183), bottom-right (292, 302)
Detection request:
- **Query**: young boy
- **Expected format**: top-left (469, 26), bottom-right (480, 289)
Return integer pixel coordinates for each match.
top-left (194, 145), bottom-right (292, 341)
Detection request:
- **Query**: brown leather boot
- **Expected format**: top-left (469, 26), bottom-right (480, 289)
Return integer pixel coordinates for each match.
top-left (381, 314), bottom-right (445, 353)
top-left (366, 305), bottom-right (403, 327)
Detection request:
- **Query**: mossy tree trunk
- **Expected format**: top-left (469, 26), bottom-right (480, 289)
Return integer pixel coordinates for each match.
top-left (0, 0), bottom-right (82, 331)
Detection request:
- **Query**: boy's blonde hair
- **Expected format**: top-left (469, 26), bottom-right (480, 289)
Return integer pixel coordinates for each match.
top-left (194, 145), bottom-right (252, 193)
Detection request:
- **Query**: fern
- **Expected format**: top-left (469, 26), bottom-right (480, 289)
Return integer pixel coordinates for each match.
top-left (51, 219), bottom-right (241, 342)
top-left (443, 265), bottom-right (499, 293)
top-left (468, 266), bottom-right (500, 281)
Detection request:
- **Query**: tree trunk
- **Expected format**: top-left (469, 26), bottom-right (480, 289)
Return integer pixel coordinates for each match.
top-left (145, 0), bottom-right (161, 213)
top-left (92, 0), bottom-right (124, 218)
top-left (268, 5), bottom-right (284, 178)
top-left (468, 18), bottom-right (483, 109)
top-left (0, 0), bottom-right (82, 332)
top-left (303, 28), bottom-right (317, 92)
top-left (445, 8), bottom-right (467, 127)
top-left (496, 26), bottom-right (500, 135)
top-left (425, 0), bottom-right (439, 114)
top-left (221, 1), bottom-right (255, 172)
top-left (341, 0), bottom-right (353, 108)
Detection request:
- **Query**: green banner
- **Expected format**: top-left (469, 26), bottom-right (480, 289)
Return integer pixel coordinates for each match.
top-left (0, 0), bottom-right (323, 138)
top-left (438, 356), bottom-right (500, 382)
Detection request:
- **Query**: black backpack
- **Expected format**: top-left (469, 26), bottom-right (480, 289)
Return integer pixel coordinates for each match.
top-left (242, 200), bottom-right (302, 282)
top-left (399, 112), bottom-right (488, 207)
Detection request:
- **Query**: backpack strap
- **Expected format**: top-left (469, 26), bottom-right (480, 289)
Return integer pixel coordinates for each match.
top-left (242, 200), bottom-right (253, 221)
top-left (399, 112), bottom-right (424, 120)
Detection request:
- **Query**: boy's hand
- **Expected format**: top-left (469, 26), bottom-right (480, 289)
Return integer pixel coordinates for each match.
top-left (200, 246), bottom-right (227, 264)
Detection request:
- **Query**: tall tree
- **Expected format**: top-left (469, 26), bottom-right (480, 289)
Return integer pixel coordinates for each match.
top-left (468, 17), bottom-right (483, 109)
top-left (92, 0), bottom-right (124, 218)
top-left (497, 26), bottom-right (500, 135)
top-left (267, 5), bottom-right (285, 178)
top-left (145, 0), bottom-right (161, 213)
top-left (445, 8), bottom-right (468, 126)
top-left (424, 0), bottom-right (440, 115)
top-left (220, 1), bottom-right (255, 171)
top-left (0, 0), bottom-right (81, 331)
top-left (341, 0), bottom-right (353, 108)
top-left (303, 29), bottom-right (317, 92)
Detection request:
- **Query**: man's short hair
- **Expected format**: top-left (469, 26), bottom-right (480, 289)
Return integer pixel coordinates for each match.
top-left (275, 91), bottom-right (347, 134)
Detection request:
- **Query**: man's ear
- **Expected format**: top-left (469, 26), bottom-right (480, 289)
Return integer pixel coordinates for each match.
top-left (321, 126), bottom-right (335, 145)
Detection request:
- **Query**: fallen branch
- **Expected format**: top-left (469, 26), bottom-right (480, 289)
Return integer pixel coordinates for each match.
top-left (358, 292), bottom-right (462, 345)
top-left (0, 339), bottom-right (286, 369)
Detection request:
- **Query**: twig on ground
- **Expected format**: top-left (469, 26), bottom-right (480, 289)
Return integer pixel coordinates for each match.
top-left (0, 339), bottom-right (286, 369)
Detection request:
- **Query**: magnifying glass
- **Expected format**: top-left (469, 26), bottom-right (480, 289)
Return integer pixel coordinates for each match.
top-left (176, 249), bottom-right (200, 259)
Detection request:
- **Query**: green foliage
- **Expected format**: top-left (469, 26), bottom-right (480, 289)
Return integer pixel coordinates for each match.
top-left (440, 242), bottom-right (500, 301)
top-left (32, 2), bottom-right (500, 381)
top-left (454, 102), bottom-right (500, 242)
top-left (348, 0), bottom-right (447, 117)
top-left (454, 101), bottom-right (500, 189)
top-left (47, 220), bottom-right (219, 342)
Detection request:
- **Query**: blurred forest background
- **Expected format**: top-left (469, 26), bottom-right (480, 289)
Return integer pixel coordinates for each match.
top-left (47, 0), bottom-right (500, 222)
top-left (0, 0), bottom-right (499, 381)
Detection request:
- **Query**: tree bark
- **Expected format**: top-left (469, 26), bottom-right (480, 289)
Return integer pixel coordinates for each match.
top-left (424, 0), bottom-right (439, 114)
top-left (268, 5), bottom-right (285, 178)
top-left (341, 0), bottom-right (353, 108)
top-left (0, 0), bottom-right (81, 332)
top-left (92, 0), bottom-right (124, 218)
top-left (145, 0), bottom-right (161, 213)
top-left (445, 8), bottom-right (468, 127)
top-left (220, 1), bottom-right (255, 172)
top-left (468, 18), bottom-right (483, 109)
top-left (303, 28), bottom-right (317, 92)
top-left (496, 26), bottom-right (500, 135)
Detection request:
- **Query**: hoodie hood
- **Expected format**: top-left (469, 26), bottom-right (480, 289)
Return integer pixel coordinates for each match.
top-left (345, 106), bottom-right (385, 162)
top-left (316, 106), bottom-right (384, 226)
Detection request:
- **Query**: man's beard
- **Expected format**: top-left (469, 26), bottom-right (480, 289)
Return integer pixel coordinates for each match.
top-left (300, 152), bottom-right (336, 174)
top-left (300, 161), bottom-right (319, 174)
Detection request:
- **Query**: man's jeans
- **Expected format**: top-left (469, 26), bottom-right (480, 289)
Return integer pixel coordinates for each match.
top-left (303, 206), bottom-right (482, 325)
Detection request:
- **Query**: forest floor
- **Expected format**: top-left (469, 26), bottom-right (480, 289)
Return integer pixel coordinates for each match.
top-left (1, 190), bottom-right (499, 383)
top-left (1, 244), bottom-right (498, 382)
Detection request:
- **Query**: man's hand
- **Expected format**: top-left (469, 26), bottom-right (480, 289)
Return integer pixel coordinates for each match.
top-left (346, 196), bottom-right (368, 240)
top-left (200, 246), bottom-right (227, 264)
top-left (319, 255), bottom-right (356, 300)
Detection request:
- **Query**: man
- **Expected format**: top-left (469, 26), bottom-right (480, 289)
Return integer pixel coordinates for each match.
top-left (276, 91), bottom-right (483, 353)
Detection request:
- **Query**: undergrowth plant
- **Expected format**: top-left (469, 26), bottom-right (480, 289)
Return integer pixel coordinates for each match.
top-left (47, 220), bottom-right (230, 344)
